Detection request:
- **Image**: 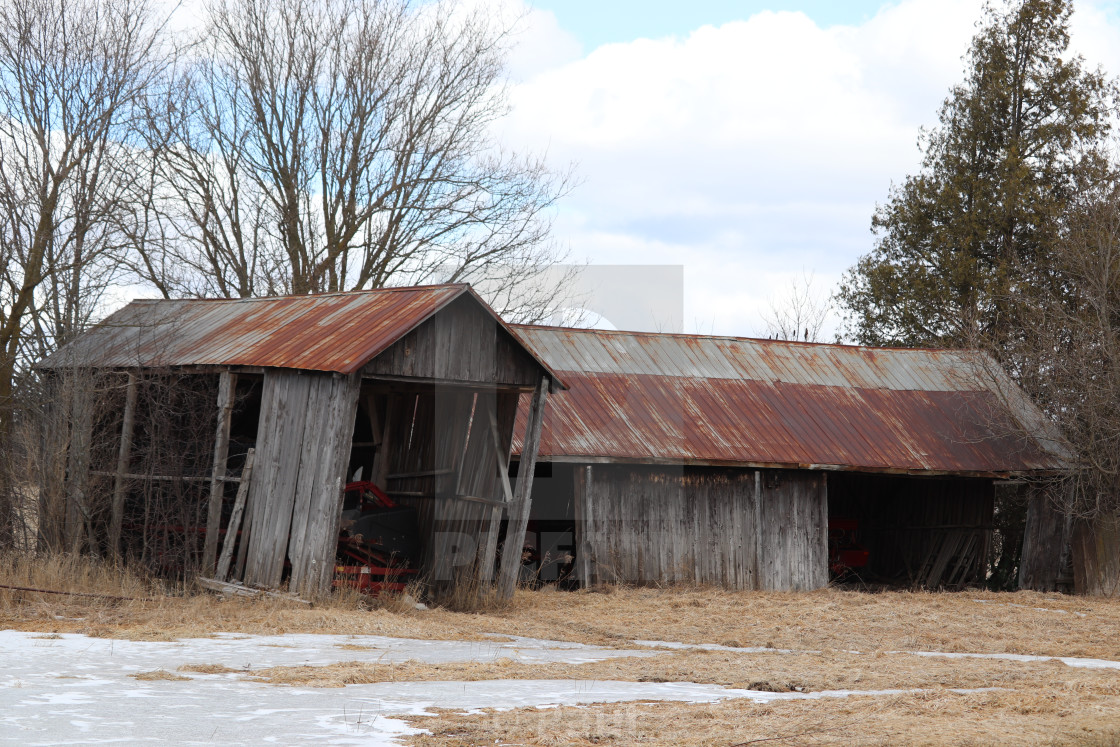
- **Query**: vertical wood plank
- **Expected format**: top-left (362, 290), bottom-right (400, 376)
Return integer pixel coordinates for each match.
top-left (216, 448), bottom-right (255, 582)
top-left (584, 465), bottom-right (597, 585)
top-left (233, 483), bottom-right (253, 583)
top-left (286, 375), bottom-right (332, 592)
top-left (496, 376), bottom-right (550, 600)
top-left (753, 470), bottom-right (763, 590)
top-left (476, 399), bottom-right (513, 585)
top-left (203, 371), bottom-right (236, 575)
top-left (108, 372), bottom-right (138, 557)
top-left (298, 372), bottom-right (361, 597)
top-left (243, 373), bottom-right (281, 584)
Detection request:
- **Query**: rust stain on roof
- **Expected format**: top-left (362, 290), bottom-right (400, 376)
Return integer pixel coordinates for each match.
top-left (511, 325), bottom-right (1064, 476)
top-left (40, 285), bottom-right (561, 382)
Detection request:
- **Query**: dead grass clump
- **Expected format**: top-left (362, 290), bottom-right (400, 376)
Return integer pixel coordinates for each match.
top-left (176, 663), bottom-right (243, 674)
top-left (241, 649), bottom-right (1116, 697)
top-left (403, 688), bottom-right (1120, 747)
top-left (248, 658), bottom-right (524, 687)
top-left (5, 569), bottom-right (1120, 665)
top-left (130, 669), bottom-right (190, 681)
top-left (0, 553), bottom-right (165, 604)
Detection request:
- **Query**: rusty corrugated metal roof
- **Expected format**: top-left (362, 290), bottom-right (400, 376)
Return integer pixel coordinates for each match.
top-left (511, 326), bottom-right (1065, 476)
top-left (39, 285), bottom-right (562, 382)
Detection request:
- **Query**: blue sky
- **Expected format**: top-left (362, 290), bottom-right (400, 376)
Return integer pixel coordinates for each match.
top-left (529, 1), bottom-right (890, 50)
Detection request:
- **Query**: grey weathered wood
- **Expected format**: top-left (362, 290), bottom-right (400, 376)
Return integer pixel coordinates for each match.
top-left (1019, 482), bottom-right (1069, 591)
top-left (363, 293), bottom-right (544, 389)
top-left (216, 448), bottom-right (255, 582)
top-left (92, 470), bottom-right (240, 483)
top-left (753, 470), bottom-right (763, 590)
top-left (287, 376), bottom-right (333, 593)
top-left (575, 465), bottom-right (825, 591)
top-left (388, 469), bottom-right (456, 480)
top-left (233, 483), bottom-right (253, 583)
top-left (289, 373), bottom-right (361, 597)
top-left (203, 371), bottom-right (236, 576)
top-left (245, 372), bottom-right (314, 588)
top-left (197, 576), bottom-right (310, 604)
top-left (477, 396), bottom-right (515, 585)
top-left (573, 464), bottom-right (593, 586)
top-left (108, 373), bottom-right (138, 557)
top-left (496, 376), bottom-right (549, 600)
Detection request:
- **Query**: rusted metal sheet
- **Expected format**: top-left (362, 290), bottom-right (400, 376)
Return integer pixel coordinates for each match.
top-left (511, 326), bottom-right (1065, 476)
top-left (39, 285), bottom-right (561, 382)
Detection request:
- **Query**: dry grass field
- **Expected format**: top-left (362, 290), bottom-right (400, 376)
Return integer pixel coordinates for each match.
top-left (3, 554), bottom-right (1120, 745)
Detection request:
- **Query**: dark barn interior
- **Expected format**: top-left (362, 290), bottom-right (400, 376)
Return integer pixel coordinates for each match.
top-left (826, 472), bottom-right (994, 589)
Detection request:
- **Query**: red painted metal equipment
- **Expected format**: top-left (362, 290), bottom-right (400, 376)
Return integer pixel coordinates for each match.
top-left (334, 481), bottom-right (419, 596)
top-left (828, 518), bottom-right (870, 578)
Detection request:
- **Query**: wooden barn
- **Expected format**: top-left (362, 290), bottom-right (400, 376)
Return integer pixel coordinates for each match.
top-left (508, 326), bottom-right (1067, 592)
top-left (36, 285), bottom-right (561, 598)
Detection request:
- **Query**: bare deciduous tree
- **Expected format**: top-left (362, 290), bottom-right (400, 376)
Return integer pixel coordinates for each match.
top-left (140, 0), bottom-right (573, 319)
top-left (760, 271), bottom-right (832, 342)
top-left (0, 0), bottom-right (169, 541)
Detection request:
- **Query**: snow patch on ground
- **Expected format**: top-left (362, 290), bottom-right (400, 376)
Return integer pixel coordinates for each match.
top-left (633, 638), bottom-right (1120, 671)
top-left (0, 630), bottom-right (1044, 745)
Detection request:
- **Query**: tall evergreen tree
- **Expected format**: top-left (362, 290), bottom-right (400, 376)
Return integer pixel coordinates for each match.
top-left (837, 0), bottom-right (1117, 349)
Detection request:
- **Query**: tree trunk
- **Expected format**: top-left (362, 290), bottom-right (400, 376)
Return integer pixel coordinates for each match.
top-left (1072, 515), bottom-right (1120, 596)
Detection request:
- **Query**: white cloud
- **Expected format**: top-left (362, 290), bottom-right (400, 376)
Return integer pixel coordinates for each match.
top-left (501, 0), bottom-right (1120, 338)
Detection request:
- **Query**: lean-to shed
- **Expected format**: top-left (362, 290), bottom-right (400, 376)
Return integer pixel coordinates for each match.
top-left (37, 285), bottom-right (561, 597)
top-left (510, 326), bottom-right (1067, 591)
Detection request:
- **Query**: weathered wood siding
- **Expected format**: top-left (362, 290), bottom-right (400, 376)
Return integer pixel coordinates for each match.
top-left (364, 294), bottom-right (543, 388)
top-left (243, 370), bottom-right (360, 596)
top-left (578, 465), bottom-right (827, 591)
top-left (1019, 482), bottom-right (1070, 592)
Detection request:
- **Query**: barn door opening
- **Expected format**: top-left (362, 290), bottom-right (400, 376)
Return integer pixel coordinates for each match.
top-left (827, 473), bottom-right (994, 589)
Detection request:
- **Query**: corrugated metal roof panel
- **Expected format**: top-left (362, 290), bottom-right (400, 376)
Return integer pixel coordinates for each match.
top-left (39, 285), bottom-right (564, 384)
top-left (511, 326), bottom-right (1066, 475)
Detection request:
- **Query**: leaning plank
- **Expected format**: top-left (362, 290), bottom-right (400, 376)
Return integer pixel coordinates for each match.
top-left (496, 376), bottom-right (549, 600)
top-left (233, 485), bottom-right (254, 583)
top-left (258, 373), bottom-right (313, 588)
top-left (196, 577), bottom-right (310, 605)
top-left (203, 371), bottom-right (237, 576)
top-left (216, 448), bottom-right (256, 582)
top-left (299, 373), bottom-right (361, 597)
top-left (243, 372), bottom-right (289, 587)
top-left (286, 375), bottom-right (333, 594)
top-left (477, 405), bottom-right (514, 584)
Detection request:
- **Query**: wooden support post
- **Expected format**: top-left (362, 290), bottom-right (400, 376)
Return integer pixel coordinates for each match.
top-left (478, 406), bottom-right (515, 584)
top-left (233, 489), bottom-right (253, 583)
top-left (108, 373), bottom-right (138, 558)
top-left (496, 376), bottom-right (549, 600)
top-left (216, 448), bottom-right (255, 582)
top-left (753, 470), bottom-right (763, 591)
top-left (202, 371), bottom-right (236, 576)
top-left (574, 464), bottom-right (594, 587)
